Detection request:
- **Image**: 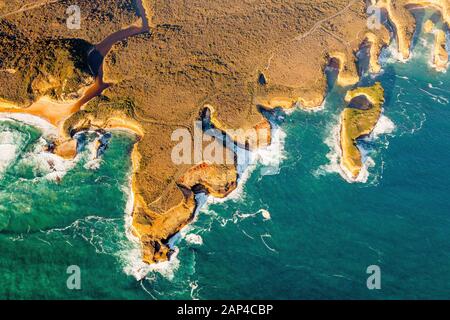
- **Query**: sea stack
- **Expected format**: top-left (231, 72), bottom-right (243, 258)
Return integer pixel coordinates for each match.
top-left (339, 82), bottom-right (385, 180)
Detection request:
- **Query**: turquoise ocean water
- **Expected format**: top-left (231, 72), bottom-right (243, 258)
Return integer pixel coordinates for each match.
top-left (1, 19), bottom-right (450, 299)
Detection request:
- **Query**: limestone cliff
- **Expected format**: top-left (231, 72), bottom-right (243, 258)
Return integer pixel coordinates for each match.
top-left (339, 83), bottom-right (385, 179)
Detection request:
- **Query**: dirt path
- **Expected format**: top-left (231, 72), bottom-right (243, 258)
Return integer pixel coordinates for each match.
top-left (0, 0), bottom-right (60, 19)
top-left (265, 0), bottom-right (359, 71)
top-left (294, 0), bottom-right (359, 42)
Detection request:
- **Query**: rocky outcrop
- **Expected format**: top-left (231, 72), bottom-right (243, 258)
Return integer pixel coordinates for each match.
top-left (423, 18), bottom-right (449, 72)
top-left (339, 82), bottom-right (385, 179)
top-left (131, 143), bottom-right (238, 263)
top-left (433, 29), bottom-right (449, 71)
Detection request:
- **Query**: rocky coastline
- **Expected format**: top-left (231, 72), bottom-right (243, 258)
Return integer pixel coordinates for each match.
top-left (0, 0), bottom-right (448, 265)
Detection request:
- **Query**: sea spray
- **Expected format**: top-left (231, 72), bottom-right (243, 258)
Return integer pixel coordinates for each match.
top-left (258, 209), bottom-right (271, 221)
top-left (0, 131), bottom-right (20, 177)
top-left (300, 99), bottom-right (327, 113)
top-left (207, 123), bottom-right (287, 205)
top-left (0, 113), bottom-right (58, 138)
top-left (121, 167), bottom-right (182, 281)
top-left (371, 114), bottom-right (396, 138)
top-left (378, 40), bottom-right (413, 71)
top-left (315, 112), bottom-right (395, 184)
top-left (184, 233), bottom-right (203, 246)
top-left (0, 118), bottom-right (41, 178)
top-left (0, 115), bottom-right (105, 181)
top-left (119, 115), bottom-right (288, 280)
top-left (31, 132), bottom-right (99, 181)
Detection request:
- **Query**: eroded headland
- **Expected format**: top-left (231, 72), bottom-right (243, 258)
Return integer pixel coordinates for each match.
top-left (339, 82), bottom-right (385, 180)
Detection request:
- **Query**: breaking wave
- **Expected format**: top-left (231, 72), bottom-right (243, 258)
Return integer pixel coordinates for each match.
top-left (315, 113), bottom-right (396, 183)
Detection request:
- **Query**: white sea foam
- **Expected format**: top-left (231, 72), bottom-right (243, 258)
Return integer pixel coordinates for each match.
top-left (378, 41), bottom-right (412, 68)
top-left (260, 234), bottom-right (277, 253)
top-left (314, 117), bottom-right (350, 181)
top-left (255, 126), bottom-right (287, 176)
top-left (0, 113), bottom-right (58, 138)
top-left (395, 75), bottom-right (410, 80)
top-left (121, 172), bottom-right (182, 281)
top-left (184, 233), bottom-right (203, 246)
top-left (316, 113), bottom-right (395, 184)
top-left (24, 133), bottom-right (101, 182)
top-left (428, 59), bottom-right (448, 74)
top-left (84, 158), bottom-right (102, 170)
top-left (121, 179), bottom-right (206, 281)
top-left (0, 131), bottom-right (20, 170)
top-left (428, 82), bottom-right (450, 94)
top-left (258, 208), bottom-right (271, 221)
top-left (371, 114), bottom-right (396, 138)
top-left (122, 215), bottom-right (182, 281)
top-left (0, 130), bottom-right (18, 145)
top-left (0, 119), bottom-right (32, 176)
top-left (122, 244), bottom-right (181, 281)
top-left (428, 58), bottom-right (448, 74)
top-left (207, 124), bottom-right (287, 205)
top-left (298, 99), bottom-right (326, 113)
top-left (31, 151), bottom-right (78, 181)
top-left (178, 209), bottom-right (204, 247)
top-left (0, 114), bottom-right (102, 181)
top-left (189, 280), bottom-right (200, 300)
top-left (0, 143), bottom-right (17, 175)
top-left (119, 119), bottom-right (287, 280)
top-left (418, 87), bottom-right (449, 105)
